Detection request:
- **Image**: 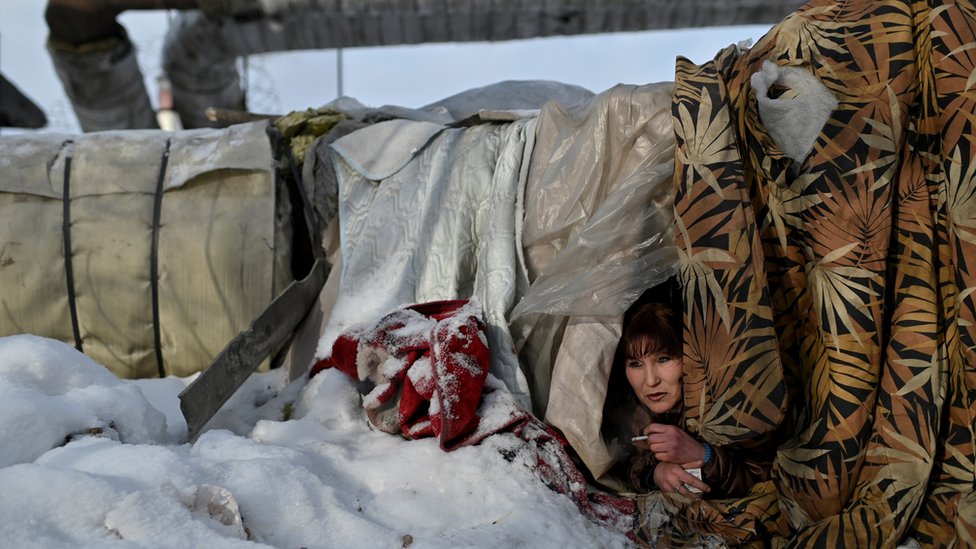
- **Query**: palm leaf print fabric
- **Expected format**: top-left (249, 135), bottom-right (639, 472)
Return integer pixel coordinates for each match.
top-left (642, 0), bottom-right (976, 546)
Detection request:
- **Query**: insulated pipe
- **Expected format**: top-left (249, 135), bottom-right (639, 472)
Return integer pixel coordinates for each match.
top-left (163, 0), bottom-right (805, 129)
top-left (45, 0), bottom-right (200, 47)
top-left (45, 0), bottom-right (199, 132)
top-left (46, 0), bottom-right (805, 131)
top-left (47, 28), bottom-right (159, 132)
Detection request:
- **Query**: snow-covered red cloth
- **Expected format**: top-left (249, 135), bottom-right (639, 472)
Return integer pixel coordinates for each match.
top-left (311, 299), bottom-right (495, 449)
top-left (310, 299), bottom-right (634, 532)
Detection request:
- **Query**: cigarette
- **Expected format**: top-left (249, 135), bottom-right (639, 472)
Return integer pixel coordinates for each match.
top-left (631, 435), bottom-right (649, 442)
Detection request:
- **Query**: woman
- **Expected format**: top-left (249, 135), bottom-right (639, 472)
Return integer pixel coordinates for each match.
top-left (604, 301), bottom-right (772, 498)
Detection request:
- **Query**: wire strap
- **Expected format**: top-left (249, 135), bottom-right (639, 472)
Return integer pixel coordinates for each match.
top-left (150, 139), bottom-right (172, 378)
top-left (61, 140), bottom-right (82, 352)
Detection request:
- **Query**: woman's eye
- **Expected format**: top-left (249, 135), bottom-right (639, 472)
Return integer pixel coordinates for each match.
top-left (626, 360), bottom-right (641, 369)
top-left (657, 355), bottom-right (672, 363)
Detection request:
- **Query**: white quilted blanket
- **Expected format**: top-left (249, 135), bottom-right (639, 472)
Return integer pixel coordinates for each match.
top-left (319, 117), bottom-right (536, 407)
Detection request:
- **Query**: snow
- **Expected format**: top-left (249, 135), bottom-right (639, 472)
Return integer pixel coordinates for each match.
top-left (0, 335), bottom-right (170, 467)
top-left (0, 334), bottom-right (632, 548)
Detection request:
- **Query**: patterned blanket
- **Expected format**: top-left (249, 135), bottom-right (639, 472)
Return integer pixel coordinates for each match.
top-left (650, 0), bottom-right (976, 546)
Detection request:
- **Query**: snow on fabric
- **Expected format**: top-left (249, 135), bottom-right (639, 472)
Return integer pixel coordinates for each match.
top-left (0, 334), bottom-right (633, 547)
top-left (311, 299), bottom-right (634, 534)
top-left (323, 116), bottom-right (536, 409)
top-left (312, 300), bottom-right (492, 449)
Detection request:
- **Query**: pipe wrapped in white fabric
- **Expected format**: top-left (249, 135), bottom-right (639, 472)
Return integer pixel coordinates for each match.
top-left (47, 30), bottom-right (157, 132)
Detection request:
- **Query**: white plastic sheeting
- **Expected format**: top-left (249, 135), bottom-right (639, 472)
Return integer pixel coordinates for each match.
top-left (516, 82), bottom-right (678, 483)
top-left (515, 82), bottom-right (677, 319)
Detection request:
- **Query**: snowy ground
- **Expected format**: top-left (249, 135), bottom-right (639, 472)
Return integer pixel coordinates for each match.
top-left (0, 334), bottom-right (632, 548)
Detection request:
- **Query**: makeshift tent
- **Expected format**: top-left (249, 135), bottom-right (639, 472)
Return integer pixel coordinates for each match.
top-left (313, 82), bottom-right (679, 426)
top-left (13, 0), bottom-right (976, 542)
top-left (308, 1), bottom-right (976, 543)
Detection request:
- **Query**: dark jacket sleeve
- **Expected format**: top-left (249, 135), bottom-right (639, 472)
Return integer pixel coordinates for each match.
top-left (701, 443), bottom-right (773, 498)
top-left (626, 449), bottom-right (660, 491)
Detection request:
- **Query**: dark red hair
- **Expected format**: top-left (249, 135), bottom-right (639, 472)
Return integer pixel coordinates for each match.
top-left (621, 302), bottom-right (682, 361)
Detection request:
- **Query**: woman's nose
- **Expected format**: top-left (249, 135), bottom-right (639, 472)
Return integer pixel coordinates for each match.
top-left (642, 365), bottom-right (658, 387)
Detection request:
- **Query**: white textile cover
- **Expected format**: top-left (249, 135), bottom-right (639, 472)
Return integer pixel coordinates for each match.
top-left (320, 116), bottom-right (537, 407)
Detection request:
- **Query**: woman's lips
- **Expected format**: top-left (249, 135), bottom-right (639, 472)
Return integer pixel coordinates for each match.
top-left (645, 392), bottom-right (668, 401)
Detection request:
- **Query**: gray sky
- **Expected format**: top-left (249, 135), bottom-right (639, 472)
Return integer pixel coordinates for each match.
top-left (1, 2), bottom-right (770, 133)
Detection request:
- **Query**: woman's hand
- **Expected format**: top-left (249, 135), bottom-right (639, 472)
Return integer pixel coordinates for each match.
top-left (642, 423), bottom-right (706, 465)
top-left (652, 462), bottom-right (710, 496)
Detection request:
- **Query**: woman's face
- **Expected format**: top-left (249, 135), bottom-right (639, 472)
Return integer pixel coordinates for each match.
top-left (625, 351), bottom-right (683, 414)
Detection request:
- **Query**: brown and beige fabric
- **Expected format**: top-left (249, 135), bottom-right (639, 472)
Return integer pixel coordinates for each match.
top-left (643, 0), bottom-right (976, 546)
